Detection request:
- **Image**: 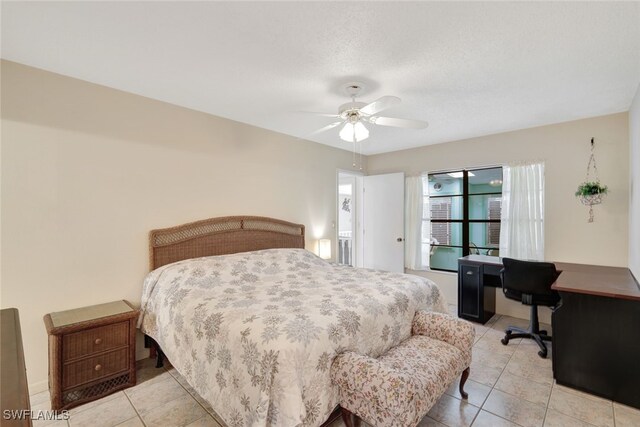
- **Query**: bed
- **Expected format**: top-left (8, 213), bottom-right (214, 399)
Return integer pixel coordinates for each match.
top-left (138, 216), bottom-right (447, 427)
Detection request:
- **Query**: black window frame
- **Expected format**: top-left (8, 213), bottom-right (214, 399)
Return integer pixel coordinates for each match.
top-left (428, 167), bottom-right (503, 272)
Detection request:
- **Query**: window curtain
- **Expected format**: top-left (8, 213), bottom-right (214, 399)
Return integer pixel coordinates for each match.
top-left (422, 176), bottom-right (430, 269)
top-left (405, 176), bottom-right (424, 269)
top-left (499, 162), bottom-right (545, 260)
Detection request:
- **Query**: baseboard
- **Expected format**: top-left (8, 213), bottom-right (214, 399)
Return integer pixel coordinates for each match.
top-left (28, 379), bottom-right (49, 395)
top-left (406, 269), bottom-right (553, 324)
top-left (405, 269), bottom-right (458, 306)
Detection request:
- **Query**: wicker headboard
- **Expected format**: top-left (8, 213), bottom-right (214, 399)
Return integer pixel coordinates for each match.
top-left (149, 216), bottom-right (305, 270)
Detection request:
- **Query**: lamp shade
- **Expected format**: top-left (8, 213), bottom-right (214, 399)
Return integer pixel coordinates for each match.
top-left (318, 239), bottom-right (331, 260)
top-left (339, 121), bottom-right (369, 142)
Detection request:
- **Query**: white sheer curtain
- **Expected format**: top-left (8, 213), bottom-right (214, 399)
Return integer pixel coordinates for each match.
top-left (499, 161), bottom-right (545, 260)
top-left (405, 176), bottom-right (424, 269)
top-left (422, 176), bottom-right (430, 269)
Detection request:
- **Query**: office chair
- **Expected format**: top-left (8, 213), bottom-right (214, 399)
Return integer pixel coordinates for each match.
top-left (500, 258), bottom-right (561, 358)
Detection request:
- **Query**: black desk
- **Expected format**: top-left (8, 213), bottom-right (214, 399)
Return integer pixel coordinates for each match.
top-left (457, 255), bottom-right (502, 323)
top-left (457, 255), bottom-right (640, 410)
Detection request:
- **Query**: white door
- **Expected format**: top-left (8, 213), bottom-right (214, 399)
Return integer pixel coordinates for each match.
top-left (363, 172), bottom-right (405, 272)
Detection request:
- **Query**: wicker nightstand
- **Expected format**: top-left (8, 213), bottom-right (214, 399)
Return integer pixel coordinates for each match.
top-left (43, 300), bottom-right (138, 410)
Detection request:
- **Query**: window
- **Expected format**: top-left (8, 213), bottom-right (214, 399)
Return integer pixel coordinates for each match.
top-left (487, 197), bottom-right (502, 246)
top-left (430, 198), bottom-right (452, 245)
top-left (422, 167), bottom-right (503, 272)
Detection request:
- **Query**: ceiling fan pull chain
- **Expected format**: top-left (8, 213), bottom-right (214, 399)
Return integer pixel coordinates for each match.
top-left (352, 125), bottom-right (357, 167)
top-left (352, 145), bottom-right (356, 167)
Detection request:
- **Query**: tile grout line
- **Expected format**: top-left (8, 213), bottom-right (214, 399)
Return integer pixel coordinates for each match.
top-left (470, 314), bottom-right (607, 427)
top-left (437, 311), bottom-right (490, 427)
top-left (124, 361), bottom-right (178, 427)
top-left (453, 315), bottom-right (608, 427)
top-left (546, 382), bottom-right (604, 427)
top-left (122, 388), bottom-right (148, 427)
top-left (475, 316), bottom-right (547, 427)
top-left (540, 337), bottom-right (554, 427)
top-left (461, 314), bottom-right (494, 427)
top-left (168, 365), bottom-right (222, 427)
top-left (466, 314), bottom-right (498, 427)
top-left (477, 331), bottom-right (527, 426)
top-left (471, 314), bottom-right (536, 427)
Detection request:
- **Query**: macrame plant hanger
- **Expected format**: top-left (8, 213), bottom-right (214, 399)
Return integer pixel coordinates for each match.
top-left (579, 137), bottom-right (604, 223)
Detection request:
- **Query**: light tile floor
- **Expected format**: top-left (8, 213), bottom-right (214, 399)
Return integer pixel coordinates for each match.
top-left (30, 305), bottom-right (640, 427)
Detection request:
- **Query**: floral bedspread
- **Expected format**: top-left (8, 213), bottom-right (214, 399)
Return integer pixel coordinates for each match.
top-left (138, 248), bottom-right (446, 427)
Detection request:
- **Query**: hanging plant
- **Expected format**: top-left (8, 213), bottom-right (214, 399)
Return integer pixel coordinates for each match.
top-left (576, 138), bottom-right (607, 223)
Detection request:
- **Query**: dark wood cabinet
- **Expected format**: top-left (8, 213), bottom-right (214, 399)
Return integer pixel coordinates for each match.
top-left (1, 308), bottom-right (32, 427)
top-left (457, 257), bottom-right (499, 323)
top-left (457, 255), bottom-right (640, 410)
top-left (549, 262), bottom-right (640, 410)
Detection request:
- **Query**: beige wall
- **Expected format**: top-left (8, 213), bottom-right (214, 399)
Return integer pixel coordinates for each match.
top-left (0, 61), bottom-right (362, 392)
top-left (1, 58), bottom-right (634, 393)
top-left (369, 113), bottom-right (630, 322)
top-left (629, 85), bottom-right (640, 279)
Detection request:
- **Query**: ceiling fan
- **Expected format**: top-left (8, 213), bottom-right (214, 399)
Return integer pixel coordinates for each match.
top-left (310, 83), bottom-right (429, 143)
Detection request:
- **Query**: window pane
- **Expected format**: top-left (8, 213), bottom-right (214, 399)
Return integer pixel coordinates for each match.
top-left (428, 173), bottom-right (463, 196)
top-left (469, 195), bottom-right (502, 220)
top-left (425, 166), bottom-right (502, 267)
top-left (469, 222), bottom-right (501, 251)
top-left (430, 196), bottom-right (463, 220)
top-left (430, 246), bottom-right (463, 271)
top-left (430, 222), bottom-right (462, 246)
top-left (468, 167), bottom-right (503, 194)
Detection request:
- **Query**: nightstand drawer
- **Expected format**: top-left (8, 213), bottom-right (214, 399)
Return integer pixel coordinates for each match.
top-left (62, 322), bottom-right (129, 361)
top-left (62, 348), bottom-right (129, 389)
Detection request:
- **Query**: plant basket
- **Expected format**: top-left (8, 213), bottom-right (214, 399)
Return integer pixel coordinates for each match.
top-left (576, 138), bottom-right (607, 223)
top-left (578, 193), bottom-right (605, 207)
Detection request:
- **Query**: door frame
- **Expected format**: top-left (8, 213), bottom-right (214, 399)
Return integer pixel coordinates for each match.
top-left (336, 169), bottom-right (364, 267)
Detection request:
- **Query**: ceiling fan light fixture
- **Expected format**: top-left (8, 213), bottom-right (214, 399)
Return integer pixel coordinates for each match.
top-left (447, 171), bottom-right (475, 178)
top-left (339, 121), bottom-right (369, 142)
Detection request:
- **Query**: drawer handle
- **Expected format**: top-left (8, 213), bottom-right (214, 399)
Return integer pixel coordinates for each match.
top-left (94, 364), bottom-right (102, 371)
top-left (94, 338), bottom-right (102, 345)
top-left (466, 271), bottom-right (474, 275)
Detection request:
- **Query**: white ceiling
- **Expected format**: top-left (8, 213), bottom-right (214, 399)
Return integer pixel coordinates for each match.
top-left (2, 2), bottom-right (639, 155)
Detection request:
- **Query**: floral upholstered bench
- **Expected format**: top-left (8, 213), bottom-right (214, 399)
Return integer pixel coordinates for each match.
top-left (330, 311), bottom-right (475, 427)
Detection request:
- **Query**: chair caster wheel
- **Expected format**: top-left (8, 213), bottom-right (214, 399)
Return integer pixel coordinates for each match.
top-left (540, 330), bottom-right (547, 335)
top-left (538, 350), bottom-right (547, 358)
top-left (501, 338), bottom-right (509, 345)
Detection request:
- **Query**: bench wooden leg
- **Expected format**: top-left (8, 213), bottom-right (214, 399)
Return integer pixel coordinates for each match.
top-left (341, 407), bottom-right (361, 427)
top-left (459, 367), bottom-right (470, 399)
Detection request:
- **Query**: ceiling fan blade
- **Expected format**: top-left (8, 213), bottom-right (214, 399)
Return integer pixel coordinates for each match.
top-left (371, 116), bottom-right (429, 129)
top-left (359, 96), bottom-right (401, 116)
top-left (309, 121), bottom-right (344, 136)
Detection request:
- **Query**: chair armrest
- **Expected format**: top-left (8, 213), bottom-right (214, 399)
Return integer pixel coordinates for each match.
top-left (411, 311), bottom-right (475, 355)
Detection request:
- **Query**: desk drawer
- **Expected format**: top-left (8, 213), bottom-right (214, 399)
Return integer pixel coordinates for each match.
top-left (62, 322), bottom-right (129, 361)
top-left (62, 348), bottom-right (129, 390)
